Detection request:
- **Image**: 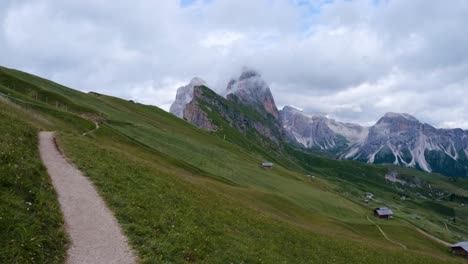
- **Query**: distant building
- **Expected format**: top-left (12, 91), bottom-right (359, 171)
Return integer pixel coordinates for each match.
top-left (451, 242), bottom-right (468, 257)
top-left (374, 207), bottom-right (394, 219)
top-left (260, 162), bottom-right (273, 168)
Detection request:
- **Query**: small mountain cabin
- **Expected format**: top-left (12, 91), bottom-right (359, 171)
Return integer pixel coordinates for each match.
top-left (261, 162), bottom-right (273, 168)
top-left (451, 242), bottom-right (468, 257)
top-left (374, 207), bottom-right (394, 219)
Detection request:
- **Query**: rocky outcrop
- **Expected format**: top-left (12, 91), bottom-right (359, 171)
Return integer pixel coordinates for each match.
top-left (192, 85), bottom-right (282, 144)
top-left (226, 68), bottom-right (279, 120)
top-left (280, 106), bottom-right (368, 152)
top-left (281, 108), bottom-right (468, 177)
top-left (170, 68), bottom-right (283, 145)
top-left (343, 113), bottom-right (468, 177)
top-left (183, 86), bottom-right (217, 132)
top-left (169, 77), bottom-right (207, 118)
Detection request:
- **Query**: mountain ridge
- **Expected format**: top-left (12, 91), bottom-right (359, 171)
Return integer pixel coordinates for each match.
top-left (2, 65), bottom-right (468, 263)
top-left (170, 68), bottom-right (468, 177)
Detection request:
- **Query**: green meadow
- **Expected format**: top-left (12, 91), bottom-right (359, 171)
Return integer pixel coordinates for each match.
top-left (1, 66), bottom-right (467, 263)
top-left (0, 100), bottom-right (67, 264)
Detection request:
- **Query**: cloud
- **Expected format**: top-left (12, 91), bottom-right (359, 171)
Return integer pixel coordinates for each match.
top-left (1, 0), bottom-right (468, 128)
top-left (199, 31), bottom-right (245, 48)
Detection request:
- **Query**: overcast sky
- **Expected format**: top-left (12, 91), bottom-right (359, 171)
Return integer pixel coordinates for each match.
top-left (1, 0), bottom-right (468, 128)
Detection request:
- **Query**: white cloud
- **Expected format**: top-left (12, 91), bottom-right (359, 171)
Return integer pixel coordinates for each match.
top-left (199, 31), bottom-right (245, 48)
top-left (1, 0), bottom-right (468, 128)
top-left (128, 78), bottom-right (187, 111)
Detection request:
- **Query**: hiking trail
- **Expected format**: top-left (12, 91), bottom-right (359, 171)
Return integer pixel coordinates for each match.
top-left (39, 131), bottom-right (136, 264)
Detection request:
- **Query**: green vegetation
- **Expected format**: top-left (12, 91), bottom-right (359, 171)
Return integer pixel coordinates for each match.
top-left (423, 201), bottom-right (455, 217)
top-left (0, 102), bottom-right (67, 264)
top-left (425, 150), bottom-right (468, 177)
top-left (58, 130), bottom-right (442, 263)
top-left (1, 65), bottom-right (467, 263)
top-left (374, 146), bottom-right (396, 164)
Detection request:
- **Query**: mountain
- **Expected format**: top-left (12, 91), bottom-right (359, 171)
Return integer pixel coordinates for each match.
top-left (225, 68), bottom-right (279, 120)
top-left (170, 68), bottom-right (283, 145)
top-left (345, 112), bottom-right (468, 177)
top-left (280, 106), bottom-right (368, 152)
top-left (2, 65), bottom-right (468, 263)
top-left (169, 77), bottom-right (207, 118)
top-left (170, 70), bottom-right (468, 178)
top-left (282, 108), bottom-right (468, 177)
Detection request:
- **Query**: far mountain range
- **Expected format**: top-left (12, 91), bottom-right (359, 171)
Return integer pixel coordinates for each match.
top-left (170, 68), bottom-right (468, 178)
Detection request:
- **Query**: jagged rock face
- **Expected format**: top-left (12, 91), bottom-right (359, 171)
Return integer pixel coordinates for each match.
top-left (281, 108), bottom-right (468, 177)
top-left (169, 71), bottom-right (283, 145)
top-left (183, 86), bottom-right (217, 131)
top-left (169, 77), bottom-right (207, 118)
top-left (280, 106), bottom-right (368, 152)
top-left (226, 68), bottom-right (279, 119)
top-left (344, 113), bottom-right (468, 177)
top-left (185, 85), bottom-right (282, 144)
top-left (168, 71), bottom-right (468, 177)
top-left (350, 113), bottom-right (423, 164)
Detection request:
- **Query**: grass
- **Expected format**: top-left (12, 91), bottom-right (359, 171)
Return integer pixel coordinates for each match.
top-left (0, 102), bottom-right (67, 264)
top-left (58, 127), bottom-right (459, 263)
top-left (1, 65), bottom-right (467, 263)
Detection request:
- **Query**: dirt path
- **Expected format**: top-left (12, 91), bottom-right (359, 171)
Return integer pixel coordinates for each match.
top-left (39, 132), bottom-right (136, 264)
top-left (82, 122), bottom-right (100, 136)
top-left (443, 222), bottom-right (450, 233)
top-left (415, 227), bottom-right (452, 247)
top-left (396, 216), bottom-right (453, 247)
top-left (367, 216), bottom-right (408, 250)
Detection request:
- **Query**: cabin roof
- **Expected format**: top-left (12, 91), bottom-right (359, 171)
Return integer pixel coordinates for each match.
top-left (451, 242), bottom-right (468, 251)
top-left (374, 207), bottom-right (393, 216)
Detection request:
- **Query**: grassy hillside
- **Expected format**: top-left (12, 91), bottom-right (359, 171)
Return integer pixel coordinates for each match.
top-left (1, 66), bottom-right (467, 263)
top-left (0, 99), bottom-right (67, 264)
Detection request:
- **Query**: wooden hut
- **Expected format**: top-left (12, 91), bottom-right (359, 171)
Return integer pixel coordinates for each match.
top-left (373, 207), bottom-right (394, 219)
top-left (450, 242), bottom-right (468, 257)
top-left (260, 162), bottom-right (273, 168)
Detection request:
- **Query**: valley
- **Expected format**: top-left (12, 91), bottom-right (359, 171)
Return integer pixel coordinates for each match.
top-left (1, 65), bottom-right (468, 263)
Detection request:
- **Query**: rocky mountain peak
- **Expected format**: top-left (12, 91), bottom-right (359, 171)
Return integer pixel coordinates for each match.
top-left (282, 105), bottom-right (306, 115)
top-left (188, 77), bottom-right (207, 87)
top-left (282, 105), bottom-right (298, 112)
top-left (280, 106), bottom-right (368, 151)
top-left (169, 77), bottom-right (207, 118)
top-left (226, 68), bottom-right (279, 119)
top-left (281, 106), bottom-right (303, 117)
top-left (378, 112), bottom-right (420, 124)
top-left (168, 71), bottom-right (468, 178)
top-left (238, 67), bottom-right (261, 81)
top-left (281, 106), bottom-right (329, 121)
top-left (226, 67), bottom-right (266, 93)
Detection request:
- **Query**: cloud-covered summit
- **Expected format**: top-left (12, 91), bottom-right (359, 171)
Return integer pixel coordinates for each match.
top-left (1, 0), bottom-right (467, 128)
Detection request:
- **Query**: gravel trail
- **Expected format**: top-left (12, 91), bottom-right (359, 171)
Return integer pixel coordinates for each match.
top-left (39, 131), bottom-right (136, 264)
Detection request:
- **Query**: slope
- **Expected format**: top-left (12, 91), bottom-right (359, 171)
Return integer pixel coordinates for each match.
top-left (0, 66), bottom-right (466, 263)
top-left (0, 99), bottom-right (67, 264)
